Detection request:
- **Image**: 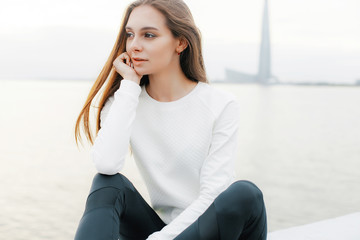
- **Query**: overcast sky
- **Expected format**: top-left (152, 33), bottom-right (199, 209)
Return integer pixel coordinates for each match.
top-left (0, 0), bottom-right (359, 83)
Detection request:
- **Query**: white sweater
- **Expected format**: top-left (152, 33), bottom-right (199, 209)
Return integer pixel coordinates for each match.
top-left (91, 79), bottom-right (240, 239)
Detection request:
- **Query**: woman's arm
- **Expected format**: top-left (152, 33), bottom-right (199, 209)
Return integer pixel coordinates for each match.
top-left (147, 99), bottom-right (240, 239)
top-left (90, 80), bottom-right (141, 175)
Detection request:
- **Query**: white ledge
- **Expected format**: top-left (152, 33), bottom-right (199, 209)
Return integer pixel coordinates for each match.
top-left (268, 212), bottom-right (360, 240)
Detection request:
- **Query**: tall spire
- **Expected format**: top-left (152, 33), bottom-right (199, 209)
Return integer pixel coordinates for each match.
top-left (257, 0), bottom-right (272, 83)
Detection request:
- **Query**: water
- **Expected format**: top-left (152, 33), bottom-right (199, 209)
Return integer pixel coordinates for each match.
top-left (0, 80), bottom-right (359, 239)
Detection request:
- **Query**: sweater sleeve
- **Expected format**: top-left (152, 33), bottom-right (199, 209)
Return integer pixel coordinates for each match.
top-left (147, 99), bottom-right (240, 240)
top-left (90, 79), bottom-right (141, 175)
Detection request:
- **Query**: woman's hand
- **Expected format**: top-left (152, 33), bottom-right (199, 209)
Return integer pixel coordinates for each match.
top-left (113, 52), bottom-right (142, 85)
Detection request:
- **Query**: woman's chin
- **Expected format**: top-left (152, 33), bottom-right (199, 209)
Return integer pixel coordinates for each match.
top-left (134, 66), bottom-right (146, 75)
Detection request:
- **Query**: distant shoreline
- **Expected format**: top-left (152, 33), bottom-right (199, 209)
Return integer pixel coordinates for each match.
top-left (1, 78), bottom-right (360, 87)
top-left (211, 80), bottom-right (360, 87)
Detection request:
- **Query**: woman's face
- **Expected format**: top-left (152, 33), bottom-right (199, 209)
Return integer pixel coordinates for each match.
top-left (125, 5), bottom-right (180, 76)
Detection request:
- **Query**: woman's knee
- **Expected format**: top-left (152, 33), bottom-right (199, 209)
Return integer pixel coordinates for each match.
top-left (84, 173), bottom-right (134, 213)
top-left (230, 180), bottom-right (264, 206)
top-left (90, 172), bottom-right (135, 194)
top-left (215, 180), bottom-right (264, 215)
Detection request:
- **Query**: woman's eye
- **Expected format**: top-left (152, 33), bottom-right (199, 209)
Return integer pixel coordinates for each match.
top-left (145, 33), bottom-right (156, 38)
top-left (126, 32), bottom-right (134, 38)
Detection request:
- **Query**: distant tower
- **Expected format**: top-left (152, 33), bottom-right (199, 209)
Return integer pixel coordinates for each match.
top-left (224, 0), bottom-right (276, 84)
top-left (257, 0), bottom-right (272, 83)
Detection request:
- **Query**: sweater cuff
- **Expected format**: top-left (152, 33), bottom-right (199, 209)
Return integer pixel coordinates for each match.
top-left (115, 79), bottom-right (142, 99)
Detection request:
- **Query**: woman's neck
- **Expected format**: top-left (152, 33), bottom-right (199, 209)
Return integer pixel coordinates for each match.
top-left (146, 64), bottom-right (197, 102)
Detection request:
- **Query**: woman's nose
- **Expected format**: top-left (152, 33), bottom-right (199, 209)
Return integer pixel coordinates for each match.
top-left (128, 37), bottom-right (142, 52)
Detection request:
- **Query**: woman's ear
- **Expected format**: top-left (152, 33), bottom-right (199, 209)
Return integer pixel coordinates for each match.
top-left (176, 37), bottom-right (188, 53)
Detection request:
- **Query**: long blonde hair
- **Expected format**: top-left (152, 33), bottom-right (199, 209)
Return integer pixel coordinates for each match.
top-left (74, 0), bottom-right (207, 146)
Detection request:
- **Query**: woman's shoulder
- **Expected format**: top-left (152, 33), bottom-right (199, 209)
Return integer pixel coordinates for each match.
top-left (196, 81), bottom-right (239, 115)
top-left (197, 82), bottom-right (238, 103)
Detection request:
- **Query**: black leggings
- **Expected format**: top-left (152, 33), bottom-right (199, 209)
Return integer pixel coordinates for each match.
top-left (75, 173), bottom-right (267, 240)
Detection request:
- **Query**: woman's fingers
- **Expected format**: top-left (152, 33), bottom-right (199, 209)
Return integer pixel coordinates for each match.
top-left (121, 53), bottom-right (131, 66)
top-left (112, 52), bottom-right (141, 84)
top-left (113, 52), bottom-right (130, 66)
top-left (113, 53), bottom-right (130, 71)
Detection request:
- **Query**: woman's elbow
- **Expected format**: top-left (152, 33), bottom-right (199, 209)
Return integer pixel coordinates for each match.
top-left (94, 163), bottom-right (120, 175)
top-left (91, 151), bottom-right (123, 175)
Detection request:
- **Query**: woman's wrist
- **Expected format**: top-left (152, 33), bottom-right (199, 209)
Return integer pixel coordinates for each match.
top-left (125, 76), bottom-right (141, 85)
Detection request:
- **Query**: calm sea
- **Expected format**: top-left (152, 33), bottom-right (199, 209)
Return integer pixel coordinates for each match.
top-left (0, 79), bottom-right (359, 239)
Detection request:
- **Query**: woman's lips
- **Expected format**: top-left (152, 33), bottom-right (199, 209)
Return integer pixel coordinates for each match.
top-left (132, 58), bottom-right (147, 63)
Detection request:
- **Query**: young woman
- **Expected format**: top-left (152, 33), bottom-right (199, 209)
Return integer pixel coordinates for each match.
top-left (74, 0), bottom-right (267, 239)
